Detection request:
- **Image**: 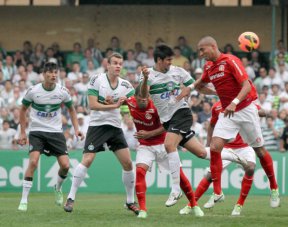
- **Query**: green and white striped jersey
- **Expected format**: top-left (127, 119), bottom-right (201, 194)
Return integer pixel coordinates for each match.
top-left (88, 73), bottom-right (135, 128)
top-left (22, 83), bottom-right (73, 132)
top-left (144, 65), bottom-right (194, 122)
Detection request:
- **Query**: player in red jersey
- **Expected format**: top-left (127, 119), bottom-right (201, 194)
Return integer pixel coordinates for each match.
top-left (193, 36), bottom-right (279, 207)
top-left (180, 101), bottom-right (256, 216)
top-left (126, 86), bottom-right (204, 218)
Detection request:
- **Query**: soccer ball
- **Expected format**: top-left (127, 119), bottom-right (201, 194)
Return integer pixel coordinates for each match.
top-left (238, 32), bottom-right (260, 52)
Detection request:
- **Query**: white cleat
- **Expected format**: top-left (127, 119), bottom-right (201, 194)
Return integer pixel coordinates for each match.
top-left (231, 204), bottom-right (242, 216)
top-left (270, 189), bottom-right (280, 208)
top-left (165, 191), bottom-right (183, 207)
top-left (227, 148), bottom-right (248, 167)
top-left (179, 205), bottom-right (192, 215)
top-left (203, 192), bottom-right (225, 209)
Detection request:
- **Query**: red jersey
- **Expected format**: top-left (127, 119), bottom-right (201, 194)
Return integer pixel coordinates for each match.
top-left (210, 101), bottom-right (248, 149)
top-left (126, 96), bottom-right (166, 146)
top-left (202, 53), bottom-right (257, 111)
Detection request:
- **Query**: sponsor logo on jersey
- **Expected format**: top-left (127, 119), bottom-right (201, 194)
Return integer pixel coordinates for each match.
top-left (209, 72), bottom-right (225, 81)
top-left (50, 95), bottom-right (63, 100)
top-left (160, 89), bottom-right (179, 100)
top-left (133, 118), bottom-right (153, 126)
top-left (37, 111), bottom-right (57, 118)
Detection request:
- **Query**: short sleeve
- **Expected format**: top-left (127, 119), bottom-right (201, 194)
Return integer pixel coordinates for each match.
top-left (87, 74), bottom-right (100, 97)
top-left (22, 86), bottom-right (34, 107)
top-left (178, 67), bottom-right (195, 87)
top-left (228, 56), bottom-right (249, 84)
top-left (61, 87), bottom-right (73, 108)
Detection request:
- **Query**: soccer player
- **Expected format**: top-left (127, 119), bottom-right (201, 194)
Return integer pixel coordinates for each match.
top-left (140, 44), bottom-right (245, 205)
top-left (64, 53), bottom-right (139, 214)
top-left (126, 86), bottom-right (204, 218)
top-left (194, 36), bottom-right (280, 207)
top-left (17, 62), bottom-right (84, 212)
top-left (180, 101), bottom-right (256, 216)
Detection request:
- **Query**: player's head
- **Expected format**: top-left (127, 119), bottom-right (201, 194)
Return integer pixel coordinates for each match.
top-left (134, 85), bottom-right (149, 109)
top-left (154, 44), bottom-right (174, 73)
top-left (197, 36), bottom-right (220, 62)
top-left (43, 62), bottom-right (58, 84)
top-left (107, 52), bottom-right (123, 77)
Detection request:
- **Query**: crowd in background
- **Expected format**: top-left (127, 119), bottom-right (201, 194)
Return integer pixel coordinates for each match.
top-left (1, 36), bottom-right (288, 152)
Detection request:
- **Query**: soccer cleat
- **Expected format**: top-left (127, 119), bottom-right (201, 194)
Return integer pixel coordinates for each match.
top-left (137, 210), bottom-right (147, 219)
top-left (270, 189), bottom-right (280, 208)
top-left (192, 206), bottom-right (204, 217)
top-left (165, 191), bottom-right (183, 207)
top-left (125, 202), bottom-right (140, 215)
top-left (18, 202), bottom-right (28, 211)
top-left (227, 148), bottom-right (248, 168)
top-left (64, 198), bottom-right (74, 212)
top-left (54, 185), bottom-right (63, 206)
top-left (231, 204), bottom-right (242, 216)
top-left (203, 192), bottom-right (225, 209)
top-left (179, 205), bottom-right (192, 215)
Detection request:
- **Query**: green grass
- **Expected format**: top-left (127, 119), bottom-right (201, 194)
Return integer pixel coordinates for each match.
top-left (1, 193), bottom-right (287, 227)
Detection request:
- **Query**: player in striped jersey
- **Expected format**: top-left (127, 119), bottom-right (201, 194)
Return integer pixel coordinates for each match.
top-left (64, 53), bottom-right (139, 214)
top-left (17, 62), bottom-right (84, 212)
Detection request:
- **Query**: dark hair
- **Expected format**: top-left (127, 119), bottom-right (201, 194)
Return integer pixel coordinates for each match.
top-left (43, 62), bottom-right (58, 73)
top-left (153, 44), bottom-right (174, 63)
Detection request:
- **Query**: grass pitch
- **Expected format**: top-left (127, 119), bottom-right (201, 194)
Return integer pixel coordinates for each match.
top-left (0, 193), bottom-right (287, 227)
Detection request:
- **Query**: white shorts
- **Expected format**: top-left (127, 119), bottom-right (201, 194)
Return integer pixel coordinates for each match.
top-left (213, 103), bottom-right (264, 147)
top-left (208, 146), bottom-right (256, 172)
top-left (136, 144), bottom-right (170, 172)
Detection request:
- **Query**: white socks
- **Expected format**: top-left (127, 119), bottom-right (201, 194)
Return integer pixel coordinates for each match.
top-left (67, 163), bottom-right (87, 200)
top-left (20, 180), bottom-right (33, 203)
top-left (122, 170), bottom-right (135, 204)
top-left (56, 175), bottom-right (66, 191)
top-left (168, 152), bottom-right (181, 194)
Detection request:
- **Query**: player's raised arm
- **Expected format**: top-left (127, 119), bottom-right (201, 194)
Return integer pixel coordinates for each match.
top-left (140, 66), bottom-right (150, 98)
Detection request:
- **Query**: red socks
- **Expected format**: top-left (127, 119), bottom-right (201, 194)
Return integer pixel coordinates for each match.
top-left (195, 177), bottom-right (211, 202)
top-left (180, 168), bottom-right (198, 207)
top-left (259, 150), bottom-right (278, 190)
top-left (135, 167), bottom-right (147, 211)
top-left (237, 173), bottom-right (253, 206)
top-left (210, 151), bottom-right (223, 195)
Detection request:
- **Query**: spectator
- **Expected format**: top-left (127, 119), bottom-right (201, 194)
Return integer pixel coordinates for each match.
top-left (80, 48), bottom-right (99, 73)
top-left (26, 62), bottom-right (39, 85)
top-left (51, 42), bottom-right (65, 67)
top-left (177, 36), bottom-right (193, 61)
top-left (141, 46), bottom-right (154, 67)
top-left (0, 120), bottom-right (17, 149)
top-left (279, 117), bottom-right (288, 152)
top-left (123, 49), bottom-right (138, 74)
top-left (241, 57), bottom-right (256, 81)
top-left (30, 42), bottom-right (45, 73)
top-left (197, 101), bottom-right (212, 124)
top-left (9, 107), bottom-right (20, 130)
top-left (254, 67), bottom-right (268, 93)
top-left (67, 62), bottom-right (82, 85)
top-left (74, 73), bottom-right (89, 108)
top-left (95, 58), bottom-right (108, 74)
top-left (134, 42), bottom-right (147, 64)
top-left (110, 36), bottom-right (124, 56)
top-left (21, 40), bottom-right (33, 64)
top-left (1, 80), bottom-right (14, 107)
top-left (13, 50), bottom-right (26, 67)
top-left (66, 42), bottom-right (84, 70)
top-left (171, 46), bottom-right (188, 68)
top-left (262, 116), bottom-right (279, 151)
top-left (86, 38), bottom-right (103, 64)
top-left (2, 55), bottom-right (17, 80)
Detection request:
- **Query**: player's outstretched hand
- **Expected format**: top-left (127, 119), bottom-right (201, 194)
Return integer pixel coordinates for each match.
top-left (176, 85), bottom-right (192, 102)
top-left (224, 102), bottom-right (236, 118)
top-left (75, 130), bottom-right (85, 141)
top-left (141, 66), bottom-right (150, 79)
top-left (17, 133), bottom-right (27, 145)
